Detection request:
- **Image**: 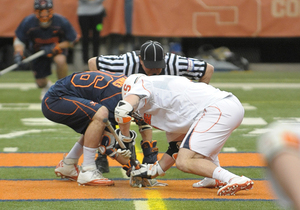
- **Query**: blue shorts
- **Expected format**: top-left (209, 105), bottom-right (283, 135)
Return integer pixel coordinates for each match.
top-left (31, 50), bottom-right (68, 79)
top-left (41, 94), bottom-right (102, 134)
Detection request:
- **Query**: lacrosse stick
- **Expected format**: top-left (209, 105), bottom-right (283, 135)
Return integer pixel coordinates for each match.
top-left (102, 118), bottom-right (140, 170)
top-left (0, 50), bottom-right (45, 76)
top-left (103, 118), bottom-right (168, 188)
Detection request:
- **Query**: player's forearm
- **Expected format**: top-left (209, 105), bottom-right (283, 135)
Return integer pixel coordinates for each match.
top-left (139, 128), bottom-right (153, 142)
top-left (158, 153), bottom-right (175, 172)
top-left (57, 41), bottom-right (73, 49)
top-left (124, 95), bottom-right (140, 111)
top-left (199, 63), bottom-right (214, 84)
top-left (118, 122), bottom-right (131, 137)
top-left (13, 38), bottom-right (25, 54)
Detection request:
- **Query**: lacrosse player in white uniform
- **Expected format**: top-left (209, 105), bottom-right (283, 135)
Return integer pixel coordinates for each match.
top-left (114, 74), bottom-right (254, 196)
top-left (258, 122), bottom-right (300, 209)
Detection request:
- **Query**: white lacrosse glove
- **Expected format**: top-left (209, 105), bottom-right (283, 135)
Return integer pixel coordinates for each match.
top-left (115, 128), bottom-right (137, 143)
top-left (117, 148), bottom-right (131, 159)
top-left (115, 100), bottom-right (133, 124)
top-left (131, 161), bottom-right (165, 179)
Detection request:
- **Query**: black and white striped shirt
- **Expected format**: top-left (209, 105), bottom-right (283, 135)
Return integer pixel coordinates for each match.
top-left (96, 51), bottom-right (207, 80)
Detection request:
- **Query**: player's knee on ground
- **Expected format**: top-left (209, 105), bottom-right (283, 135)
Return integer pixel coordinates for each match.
top-left (36, 78), bottom-right (48, 88)
top-left (141, 140), bottom-right (158, 164)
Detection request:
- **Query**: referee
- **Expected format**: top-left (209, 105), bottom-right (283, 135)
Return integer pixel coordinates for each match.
top-left (88, 40), bottom-right (214, 174)
top-left (89, 40), bottom-right (214, 83)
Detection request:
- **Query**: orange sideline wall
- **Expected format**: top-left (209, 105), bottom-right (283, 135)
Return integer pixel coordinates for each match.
top-left (1, 0), bottom-right (300, 38)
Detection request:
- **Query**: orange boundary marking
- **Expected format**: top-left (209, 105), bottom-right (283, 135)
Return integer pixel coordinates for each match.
top-left (0, 180), bottom-right (275, 201)
top-left (0, 153), bottom-right (266, 167)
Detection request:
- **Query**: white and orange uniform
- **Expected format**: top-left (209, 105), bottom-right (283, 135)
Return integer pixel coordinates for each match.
top-left (124, 75), bottom-right (244, 165)
top-left (258, 123), bottom-right (300, 209)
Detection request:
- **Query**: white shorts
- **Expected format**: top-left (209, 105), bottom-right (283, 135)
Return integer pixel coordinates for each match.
top-left (180, 95), bottom-right (244, 165)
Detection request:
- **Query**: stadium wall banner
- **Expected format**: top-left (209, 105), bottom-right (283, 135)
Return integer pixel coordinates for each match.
top-left (1, 0), bottom-right (300, 38)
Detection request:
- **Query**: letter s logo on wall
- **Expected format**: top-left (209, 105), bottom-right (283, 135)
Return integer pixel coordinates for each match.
top-left (193, 0), bottom-right (261, 36)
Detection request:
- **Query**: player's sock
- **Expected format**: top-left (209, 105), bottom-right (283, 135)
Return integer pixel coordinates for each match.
top-left (212, 166), bottom-right (238, 183)
top-left (82, 146), bottom-right (97, 168)
top-left (66, 142), bottom-right (83, 159)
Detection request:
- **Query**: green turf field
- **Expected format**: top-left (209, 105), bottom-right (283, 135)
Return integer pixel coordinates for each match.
top-left (1, 68), bottom-right (299, 210)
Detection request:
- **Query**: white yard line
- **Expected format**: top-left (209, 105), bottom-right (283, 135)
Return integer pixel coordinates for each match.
top-left (134, 201), bottom-right (150, 210)
top-left (212, 83), bottom-right (300, 90)
top-left (0, 83), bottom-right (37, 90)
top-left (0, 129), bottom-right (56, 139)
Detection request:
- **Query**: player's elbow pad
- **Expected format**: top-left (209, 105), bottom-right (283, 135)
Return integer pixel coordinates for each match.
top-left (115, 100), bottom-right (133, 124)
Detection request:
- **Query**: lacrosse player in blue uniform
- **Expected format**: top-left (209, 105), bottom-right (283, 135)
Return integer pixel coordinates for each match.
top-left (41, 70), bottom-right (136, 186)
top-left (14, 0), bottom-right (78, 100)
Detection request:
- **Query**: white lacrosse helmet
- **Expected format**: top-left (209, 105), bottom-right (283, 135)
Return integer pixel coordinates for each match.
top-left (122, 74), bottom-right (146, 98)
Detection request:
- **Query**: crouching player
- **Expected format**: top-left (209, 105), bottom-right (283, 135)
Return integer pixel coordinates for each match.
top-left (115, 74), bottom-right (254, 195)
top-left (258, 122), bottom-right (300, 209)
top-left (41, 70), bottom-right (137, 186)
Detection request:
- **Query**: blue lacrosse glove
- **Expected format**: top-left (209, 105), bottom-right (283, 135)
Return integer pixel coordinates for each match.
top-left (141, 140), bottom-right (158, 164)
top-left (40, 44), bottom-right (62, 57)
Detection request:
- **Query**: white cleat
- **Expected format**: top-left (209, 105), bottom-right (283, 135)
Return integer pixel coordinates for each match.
top-left (77, 165), bottom-right (114, 186)
top-left (217, 176), bottom-right (254, 196)
top-left (55, 154), bottom-right (79, 181)
top-left (193, 177), bottom-right (227, 188)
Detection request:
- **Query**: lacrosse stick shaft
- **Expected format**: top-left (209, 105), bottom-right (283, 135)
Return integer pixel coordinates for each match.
top-left (0, 50), bottom-right (45, 76)
top-left (103, 118), bottom-right (140, 169)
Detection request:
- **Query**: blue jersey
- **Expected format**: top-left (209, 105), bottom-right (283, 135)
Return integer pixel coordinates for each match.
top-left (49, 70), bottom-right (126, 109)
top-left (15, 14), bottom-right (77, 52)
top-left (42, 71), bottom-right (127, 133)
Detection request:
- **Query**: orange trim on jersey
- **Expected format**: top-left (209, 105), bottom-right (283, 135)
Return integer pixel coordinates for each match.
top-left (195, 106), bottom-right (222, 133)
top-left (188, 106), bottom-right (222, 149)
top-left (70, 71), bottom-right (126, 90)
top-left (283, 131), bottom-right (300, 149)
top-left (80, 74), bottom-right (90, 81)
top-left (100, 92), bottom-right (122, 102)
top-left (44, 97), bottom-right (97, 121)
top-left (34, 37), bottom-right (59, 45)
top-left (63, 97), bottom-right (97, 121)
top-left (141, 78), bottom-right (151, 106)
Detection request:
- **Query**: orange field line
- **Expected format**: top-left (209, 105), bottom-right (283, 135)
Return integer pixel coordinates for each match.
top-left (0, 153), bottom-right (266, 167)
top-left (0, 180), bottom-right (275, 201)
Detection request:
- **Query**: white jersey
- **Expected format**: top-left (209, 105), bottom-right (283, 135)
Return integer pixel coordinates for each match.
top-left (125, 75), bottom-right (231, 133)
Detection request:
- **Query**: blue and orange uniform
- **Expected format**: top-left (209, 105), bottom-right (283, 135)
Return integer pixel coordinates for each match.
top-left (15, 13), bottom-right (77, 79)
top-left (42, 70), bottom-right (127, 134)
